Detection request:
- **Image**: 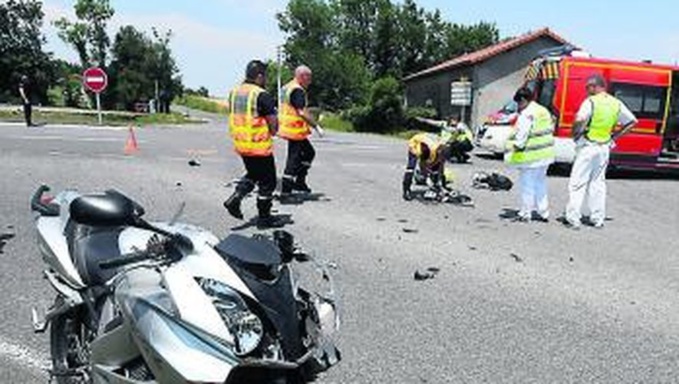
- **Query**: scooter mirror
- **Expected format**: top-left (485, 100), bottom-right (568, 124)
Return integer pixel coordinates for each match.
top-left (70, 190), bottom-right (141, 227)
top-left (273, 230), bottom-right (295, 263)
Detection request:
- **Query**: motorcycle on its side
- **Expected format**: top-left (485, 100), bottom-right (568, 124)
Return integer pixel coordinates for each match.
top-left (30, 185), bottom-right (340, 384)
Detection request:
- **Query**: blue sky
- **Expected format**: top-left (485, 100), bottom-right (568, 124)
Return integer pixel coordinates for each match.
top-left (43, 0), bottom-right (679, 97)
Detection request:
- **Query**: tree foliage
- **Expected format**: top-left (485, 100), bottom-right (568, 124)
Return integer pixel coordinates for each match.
top-left (106, 26), bottom-right (181, 110)
top-left (277, 0), bottom-right (499, 118)
top-left (0, 0), bottom-right (53, 104)
top-left (54, 0), bottom-right (114, 68)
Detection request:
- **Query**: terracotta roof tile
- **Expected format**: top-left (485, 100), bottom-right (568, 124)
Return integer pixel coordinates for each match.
top-left (404, 27), bottom-right (570, 81)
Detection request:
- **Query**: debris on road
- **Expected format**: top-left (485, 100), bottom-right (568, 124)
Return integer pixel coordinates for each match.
top-left (468, 245), bottom-right (477, 251)
top-left (397, 219), bottom-right (408, 223)
top-left (510, 253), bottom-right (523, 263)
top-left (376, 217), bottom-right (387, 222)
top-left (402, 228), bottom-right (419, 234)
top-left (472, 171), bottom-right (513, 191)
top-left (176, 182), bottom-right (183, 187)
top-left (188, 159), bottom-right (201, 167)
top-left (414, 267), bottom-right (440, 281)
top-left (0, 232), bottom-right (16, 254)
top-left (569, 257), bottom-right (575, 263)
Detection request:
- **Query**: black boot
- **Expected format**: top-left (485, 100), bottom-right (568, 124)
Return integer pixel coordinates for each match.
top-left (280, 175), bottom-right (295, 200)
top-left (223, 192), bottom-right (244, 220)
top-left (293, 176), bottom-right (312, 194)
top-left (256, 197), bottom-right (286, 229)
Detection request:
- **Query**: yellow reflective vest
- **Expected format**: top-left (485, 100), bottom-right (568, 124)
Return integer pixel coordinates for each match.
top-left (278, 80), bottom-right (311, 141)
top-left (409, 133), bottom-right (442, 165)
top-left (506, 102), bottom-right (555, 165)
top-left (586, 92), bottom-right (621, 143)
top-left (228, 83), bottom-right (272, 157)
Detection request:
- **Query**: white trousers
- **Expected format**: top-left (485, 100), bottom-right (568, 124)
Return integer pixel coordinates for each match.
top-left (517, 165), bottom-right (550, 219)
top-left (566, 142), bottom-right (610, 226)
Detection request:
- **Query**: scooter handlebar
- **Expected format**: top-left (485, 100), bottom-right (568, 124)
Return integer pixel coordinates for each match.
top-left (31, 185), bottom-right (60, 217)
top-left (99, 250), bottom-right (152, 270)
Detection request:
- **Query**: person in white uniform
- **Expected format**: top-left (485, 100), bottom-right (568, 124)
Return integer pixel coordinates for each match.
top-left (562, 75), bottom-right (637, 229)
top-left (505, 87), bottom-right (556, 222)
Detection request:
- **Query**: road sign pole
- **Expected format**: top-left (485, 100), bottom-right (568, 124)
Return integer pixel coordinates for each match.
top-left (277, 45), bottom-right (282, 112)
top-left (96, 92), bottom-right (102, 125)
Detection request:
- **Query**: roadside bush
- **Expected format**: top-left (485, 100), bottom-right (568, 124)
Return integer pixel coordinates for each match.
top-left (404, 106), bottom-right (438, 132)
top-left (349, 76), bottom-right (405, 133)
top-left (319, 112), bottom-right (354, 132)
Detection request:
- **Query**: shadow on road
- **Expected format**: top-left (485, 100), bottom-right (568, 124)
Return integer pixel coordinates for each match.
top-left (230, 214), bottom-right (295, 231)
top-left (277, 193), bottom-right (332, 206)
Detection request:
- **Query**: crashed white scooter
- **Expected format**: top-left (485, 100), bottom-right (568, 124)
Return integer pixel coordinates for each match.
top-left (30, 185), bottom-right (340, 384)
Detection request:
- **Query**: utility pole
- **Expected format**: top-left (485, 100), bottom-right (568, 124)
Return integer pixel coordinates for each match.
top-left (277, 45), bottom-right (283, 112)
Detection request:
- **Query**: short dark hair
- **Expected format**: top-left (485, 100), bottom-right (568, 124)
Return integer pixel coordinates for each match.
top-left (245, 60), bottom-right (267, 81)
top-left (586, 74), bottom-right (606, 88)
top-left (513, 87), bottom-right (534, 103)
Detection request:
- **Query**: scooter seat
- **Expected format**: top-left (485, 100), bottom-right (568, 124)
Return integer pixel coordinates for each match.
top-left (65, 221), bottom-right (124, 286)
top-left (214, 234), bottom-right (282, 281)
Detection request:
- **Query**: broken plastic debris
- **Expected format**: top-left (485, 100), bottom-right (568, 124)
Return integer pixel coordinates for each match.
top-left (414, 267), bottom-right (440, 281)
top-left (0, 232), bottom-right (16, 254)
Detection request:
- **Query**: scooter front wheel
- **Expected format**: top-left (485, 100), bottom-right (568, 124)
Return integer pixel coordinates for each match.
top-left (49, 297), bottom-right (93, 384)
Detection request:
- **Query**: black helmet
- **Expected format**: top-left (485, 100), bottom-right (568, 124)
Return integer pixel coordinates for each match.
top-left (245, 60), bottom-right (267, 81)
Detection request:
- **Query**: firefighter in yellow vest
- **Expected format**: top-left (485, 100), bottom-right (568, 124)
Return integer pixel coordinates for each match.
top-left (417, 115), bottom-right (474, 163)
top-left (402, 133), bottom-right (453, 201)
top-left (505, 87), bottom-right (556, 222)
top-left (562, 75), bottom-right (637, 229)
top-left (279, 65), bottom-right (324, 199)
top-left (223, 60), bottom-right (286, 229)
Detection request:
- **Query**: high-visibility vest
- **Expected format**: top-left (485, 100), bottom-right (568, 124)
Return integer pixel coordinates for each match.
top-left (228, 83), bottom-right (272, 157)
top-left (586, 92), bottom-right (621, 143)
top-left (506, 102), bottom-right (555, 165)
top-left (441, 124), bottom-right (473, 144)
top-left (409, 133), bottom-right (442, 165)
top-left (278, 81), bottom-right (311, 141)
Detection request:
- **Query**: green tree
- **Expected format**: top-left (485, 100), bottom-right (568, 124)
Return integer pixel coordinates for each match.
top-left (54, 0), bottom-right (114, 68)
top-left (277, 0), bottom-right (370, 110)
top-left (0, 0), bottom-right (53, 104)
top-left (107, 25), bottom-right (181, 111)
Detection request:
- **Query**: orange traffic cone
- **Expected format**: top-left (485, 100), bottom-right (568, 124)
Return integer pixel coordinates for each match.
top-left (124, 125), bottom-right (139, 155)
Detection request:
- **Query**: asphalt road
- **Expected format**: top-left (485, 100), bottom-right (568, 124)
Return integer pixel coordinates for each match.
top-left (1, 119), bottom-right (678, 383)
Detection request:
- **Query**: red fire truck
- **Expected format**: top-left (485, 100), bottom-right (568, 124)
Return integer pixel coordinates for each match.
top-left (525, 47), bottom-right (679, 170)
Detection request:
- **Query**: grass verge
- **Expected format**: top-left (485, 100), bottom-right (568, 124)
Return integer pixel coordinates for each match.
top-left (175, 95), bottom-right (228, 115)
top-left (0, 108), bottom-right (203, 127)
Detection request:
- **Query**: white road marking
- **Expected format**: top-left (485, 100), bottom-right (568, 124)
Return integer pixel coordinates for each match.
top-left (13, 135), bottom-right (129, 143)
top-left (0, 336), bottom-right (50, 372)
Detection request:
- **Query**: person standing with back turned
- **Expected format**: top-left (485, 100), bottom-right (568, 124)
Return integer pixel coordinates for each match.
top-left (279, 66), bottom-right (324, 200)
top-left (223, 60), bottom-right (286, 229)
top-left (562, 75), bottom-right (637, 229)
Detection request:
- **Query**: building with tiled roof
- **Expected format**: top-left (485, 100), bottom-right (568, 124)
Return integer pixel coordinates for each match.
top-left (404, 28), bottom-right (572, 127)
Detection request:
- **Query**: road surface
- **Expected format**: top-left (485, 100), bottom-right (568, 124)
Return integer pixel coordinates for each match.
top-left (1, 121), bottom-right (678, 383)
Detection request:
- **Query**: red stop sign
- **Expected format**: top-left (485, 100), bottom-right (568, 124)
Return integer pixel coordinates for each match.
top-left (83, 67), bottom-right (108, 93)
